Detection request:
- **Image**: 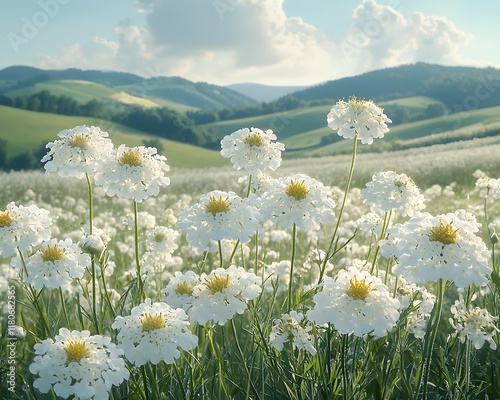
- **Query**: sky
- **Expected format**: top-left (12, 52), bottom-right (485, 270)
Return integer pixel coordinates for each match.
top-left (1, 0), bottom-right (500, 86)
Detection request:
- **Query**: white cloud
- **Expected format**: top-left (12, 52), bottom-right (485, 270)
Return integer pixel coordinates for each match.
top-left (341, 0), bottom-right (473, 71)
top-left (35, 0), bottom-right (476, 85)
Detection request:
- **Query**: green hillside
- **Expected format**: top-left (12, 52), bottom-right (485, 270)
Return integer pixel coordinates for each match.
top-left (205, 96), bottom-right (443, 143)
top-left (0, 106), bottom-right (226, 168)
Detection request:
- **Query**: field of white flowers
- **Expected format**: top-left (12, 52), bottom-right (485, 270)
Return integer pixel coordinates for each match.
top-left (1, 98), bottom-right (499, 400)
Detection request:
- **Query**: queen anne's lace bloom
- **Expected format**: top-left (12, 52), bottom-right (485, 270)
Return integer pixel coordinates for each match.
top-left (308, 266), bottom-right (400, 338)
top-left (11, 238), bottom-right (90, 290)
top-left (449, 295), bottom-right (499, 350)
top-left (270, 311), bottom-right (317, 355)
top-left (112, 298), bottom-right (198, 366)
top-left (94, 145), bottom-right (170, 202)
top-left (327, 97), bottom-right (392, 144)
top-left (42, 125), bottom-right (114, 179)
top-left (220, 127), bottom-right (285, 176)
top-left (176, 190), bottom-right (262, 251)
top-left (0, 202), bottom-right (52, 258)
top-left (188, 265), bottom-right (261, 325)
top-left (259, 174), bottom-right (336, 230)
top-left (380, 211), bottom-right (491, 287)
top-left (361, 171), bottom-right (425, 217)
top-left (29, 328), bottom-right (129, 400)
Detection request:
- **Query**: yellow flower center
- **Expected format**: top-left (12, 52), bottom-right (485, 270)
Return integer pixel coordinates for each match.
top-left (0, 210), bottom-right (15, 227)
top-left (244, 132), bottom-right (264, 147)
top-left (429, 220), bottom-right (459, 245)
top-left (68, 134), bottom-right (89, 149)
top-left (140, 312), bottom-right (166, 332)
top-left (285, 179), bottom-right (310, 200)
top-left (41, 245), bottom-right (65, 262)
top-left (154, 232), bottom-right (167, 242)
top-left (346, 277), bottom-right (372, 300)
top-left (205, 274), bottom-right (231, 294)
top-left (348, 96), bottom-right (367, 110)
top-left (119, 149), bottom-right (143, 167)
top-left (174, 281), bottom-right (193, 296)
top-left (64, 339), bottom-right (90, 363)
top-left (205, 196), bottom-right (231, 215)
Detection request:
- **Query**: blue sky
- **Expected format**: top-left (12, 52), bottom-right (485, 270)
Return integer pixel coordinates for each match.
top-left (1, 0), bottom-right (499, 85)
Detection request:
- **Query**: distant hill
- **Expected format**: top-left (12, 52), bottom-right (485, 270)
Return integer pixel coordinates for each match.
top-left (0, 66), bottom-right (256, 110)
top-left (226, 83), bottom-right (311, 102)
top-left (290, 62), bottom-right (500, 109)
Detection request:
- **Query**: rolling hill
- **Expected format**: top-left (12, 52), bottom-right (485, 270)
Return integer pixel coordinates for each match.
top-left (0, 66), bottom-right (256, 110)
top-left (0, 105), bottom-right (226, 169)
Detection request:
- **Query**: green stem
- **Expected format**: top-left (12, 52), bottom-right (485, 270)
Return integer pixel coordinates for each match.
top-left (319, 133), bottom-right (358, 284)
top-left (218, 240), bottom-right (224, 269)
top-left (419, 278), bottom-right (445, 400)
top-left (287, 223), bottom-right (297, 311)
top-left (369, 209), bottom-right (392, 276)
top-left (134, 200), bottom-right (144, 303)
top-left (141, 365), bottom-right (151, 400)
top-left (341, 334), bottom-right (350, 400)
top-left (59, 287), bottom-right (70, 328)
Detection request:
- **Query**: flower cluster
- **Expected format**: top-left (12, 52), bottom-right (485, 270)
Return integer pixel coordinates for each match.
top-left (269, 311), bottom-right (317, 355)
top-left (112, 298), bottom-right (198, 365)
top-left (0, 202), bottom-right (52, 258)
top-left (220, 127), bottom-right (285, 176)
top-left (29, 328), bottom-right (129, 400)
top-left (361, 171), bottom-right (425, 217)
top-left (308, 266), bottom-right (400, 338)
top-left (327, 97), bottom-right (392, 144)
top-left (381, 211), bottom-right (491, 287)
top-left (449, 295), bottom-right (499, 350)
top-left (42, 125), bottom-right (114, 179)
top-left (176, 190), bottom-right (262, 251)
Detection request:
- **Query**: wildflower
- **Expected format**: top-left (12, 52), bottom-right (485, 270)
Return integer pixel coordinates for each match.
top-left (380, 211), bottom-right (491, 287)
top-left (449, 295), bottom-right (499, 350)
top-left (11, 238), bottom-right (90, 290)
top-left (356, 211), bottom-right (386, 236)
top-left (161, 270), bottom-right (200, 311)
top-left (259, 174), bottom-right (336, 230)
top-left (327, 97), bottom-right (392, 144)
top-left (270, 311), bottom-right (317, 355)
top-left (94, 145), bottom-right (170, 202)
top-left (176, 190), bottom-right (262, 251)
top-left (42, 125), bottom-right (114, 179)
top-left (145, 226), bottom-right (179, 258)
top-left (220, 127), bottom-right (285, 176)
top-left (361, 171), bottom-right (425, 217)
top-left (263, 260), bottom-right (291, 293)
top-left (0, 202), bottom-right (52, 258)
top-left (188, 265), bottom-right (261, 325)
top-left (308, 266), bottom-right (400, 338)
top-left (112, 298), bottom-right (198, 366)
top-left (29, 328), bottom-right (129, 399)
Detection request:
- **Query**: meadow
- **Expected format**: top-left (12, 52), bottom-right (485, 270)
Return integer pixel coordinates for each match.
top-left (1, 101), bottom-right (500, 400)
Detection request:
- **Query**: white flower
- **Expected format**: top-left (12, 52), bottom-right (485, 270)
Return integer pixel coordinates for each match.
top-left (0, 202), bottom-right (52, 258)
top-left (356, 212), bottom-right (385, 236)
top-left (29, 328), bottom-right (129, 400)
top-left (449, 295), bottom-right (499, 350)
top-left (11, 238), bottom-right (90, 290)
top-left (94, 145), bottom-right (170, 202)
top-left (361, 171), bottom-right (425, 217)
top-left (42, 125), bottom-right (114, 179)
top-left (161, 270), bottom-right (200, 311)
top-left (270, 311), bottom-right (317, 355)
top-left (380, 211), bottom-right (492, 287)
top-left (308, 266), bottom-right (400, 338)
top-left (259, 174), bottom-right (336, 230)
top-left (176, 190), bottom-right (262, 251)
top-left (327, 97), bottom-right (392, 145)
top-left (474, 174), bottom-right (500, 198)
top-left (145, 226), bottom-right (179, 257)
top-left (263, 260), bottom-right (291, 293)
top-left (220, 127), bottom-right (285, 176)
top-left (112, 298), bottom-right (198, 366)
top-left (188, 265), bottom-right (261, 325)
